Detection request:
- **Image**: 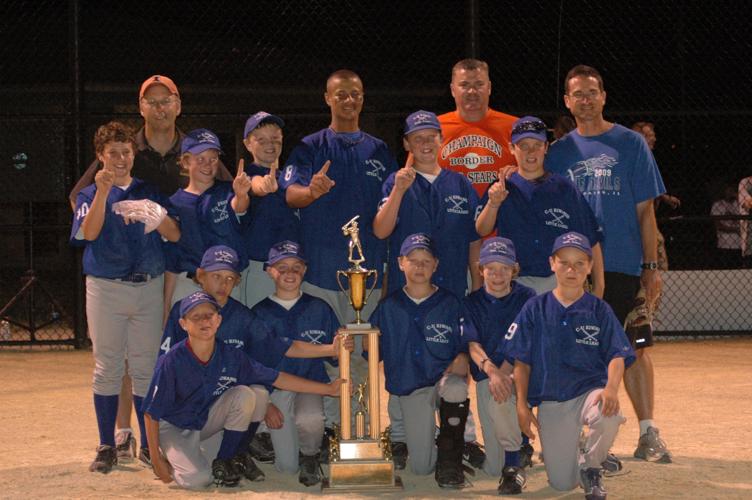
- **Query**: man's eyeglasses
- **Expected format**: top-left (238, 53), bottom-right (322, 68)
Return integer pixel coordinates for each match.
top-left (567, 90), bottom-right (601, 102)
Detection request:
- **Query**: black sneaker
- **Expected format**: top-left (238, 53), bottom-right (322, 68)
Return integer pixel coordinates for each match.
top-left (463, 440), bottom-right (486, 469)
top-left (580, 467), bottom-right (607, 500)
top-left (391, 441), bottom-right (408, 470)
top-left (498, 465), bottom-right (526, 495)
top-left (115, 429), bottom-right (136, 462)
top-left (249, 432), bottom-right (275, 464)
top-left (319, 427), bottom-right (334, 464)
top-left (298, 454), bottom-right (321, 487)
top-left (212, 457), bottom-right (241, 487)
top-left (138, 446), bottom-right (151, 467)
top-left (232, 451), bottom-right (265, 482)
top-left (89, 445), bottom-right (117, 473)
top-left (520, 443), bottom-right (534, 468)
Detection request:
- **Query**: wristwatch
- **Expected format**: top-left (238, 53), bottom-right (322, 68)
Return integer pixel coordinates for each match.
top-left (641, 261), bottom-right (659, 270)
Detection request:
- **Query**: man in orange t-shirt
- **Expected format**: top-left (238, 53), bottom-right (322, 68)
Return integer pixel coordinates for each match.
top-left (438, 59), bottom-right (518, 197)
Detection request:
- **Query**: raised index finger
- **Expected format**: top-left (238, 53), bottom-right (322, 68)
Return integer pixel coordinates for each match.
top-left (318, 160), bottom-right (331, 177)
top-left (269, 162), bottom-right (278, 178)
top-left (236, 158), bottom-right (245, 177)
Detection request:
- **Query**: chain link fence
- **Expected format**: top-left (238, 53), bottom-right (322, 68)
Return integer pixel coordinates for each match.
top-left (1, 1), bottom-right (751, 346)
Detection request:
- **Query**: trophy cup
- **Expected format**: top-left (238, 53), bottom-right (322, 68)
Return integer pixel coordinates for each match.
top-left (322, 216), bottom-right (402, 491)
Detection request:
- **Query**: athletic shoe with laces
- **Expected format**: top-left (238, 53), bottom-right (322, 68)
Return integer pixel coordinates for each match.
top-left (212, 457), bottom-right (241, 487)
top-left (463, 440), bottom-right (486, 469)
top-left (89, 444), bottom-right (117, 473)
top-left (115, 429), bottom-right (137, 462)
top-left (319, 427), bottom-right (335, 464)
top-left (580, 467), bottom-right (607, 500)
top-left (634, 427), bottom-right (672, 463)
top-left (520, 443), bottom-right (535, 468)
top-left (498, 465), bottom-right (526, 495)
top-left (391, 441), bottom-right (408, 470)
top-left (232, 451), bottom-right (265, 482)
top-left (249, 432), bottom-right (275, 464)
top-left (601, 452), bottom-right (623, 475)
top-left (138, 446), bottom-right (151, 467)
top-left (298, 453), bottom-right (321, 487)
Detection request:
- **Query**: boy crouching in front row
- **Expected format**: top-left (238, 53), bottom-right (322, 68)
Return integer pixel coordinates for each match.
top-left (142, 291), bottom-right (343, 490)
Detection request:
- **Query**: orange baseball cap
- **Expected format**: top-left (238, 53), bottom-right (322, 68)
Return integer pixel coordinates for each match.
top-left (139, 75), bottom-right (179, 99)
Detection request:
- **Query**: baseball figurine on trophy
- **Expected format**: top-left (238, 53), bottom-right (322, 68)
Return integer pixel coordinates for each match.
top-left (322, 216), bottom-right (402, 491)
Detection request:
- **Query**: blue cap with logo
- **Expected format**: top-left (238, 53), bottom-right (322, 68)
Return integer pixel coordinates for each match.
top-left (200, 245), bottom-right (240, 273)
top-left (266, 240), bottom-right (306, 268)
top-left (404, 110), bottom-right (442, 136)
top-left (181, 128), bottom-right (223, 155)
top-left (511, 116), bottom-right (548, 144)
top-left (244, 111), bottom-right (285, 139)
top-left (551, 231), bottom-right (592, 257)
top-left (479, 237), bottom-right (517, 266)
top-left (180, 291), bottom-right (220, 318)
top-left (399, 232), bottom-right (436, 257)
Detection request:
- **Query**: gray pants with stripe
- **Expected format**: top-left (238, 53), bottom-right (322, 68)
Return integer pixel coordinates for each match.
top-left (476, 378), bottom-right (522, 476)
top-left (269, 390), bottom-right (325, 474)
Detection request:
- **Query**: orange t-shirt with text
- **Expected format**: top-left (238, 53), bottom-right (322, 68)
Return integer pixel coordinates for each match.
top-left (437, 109), bottom-right (518, 197)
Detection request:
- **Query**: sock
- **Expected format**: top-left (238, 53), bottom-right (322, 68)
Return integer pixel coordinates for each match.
top-left (239, 421), bottom-right (261, 451)
top-left (639, 419), bottom-right (655, 436)
top-left (217, 430), bottom-right (247, 460)
top-left (504, 450), bottom-right (520, 468)
top-left (521, 432), bottom-right (530, 446)
top-left (132, 395), bottom-right (148, 449)
top-left (93, 393), bottom-right (119, 447)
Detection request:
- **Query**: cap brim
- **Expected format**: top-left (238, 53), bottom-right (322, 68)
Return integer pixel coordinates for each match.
top-left (201, 263), bottom-right (239, 273)
top-left (479, 256), bottom-right (516, 266)
top-left (511, 132), bottom-right (547, 144)
top-left (183, 143), bottom-right (223, 155)
top-left (404, 124), bottom-right (442, 136)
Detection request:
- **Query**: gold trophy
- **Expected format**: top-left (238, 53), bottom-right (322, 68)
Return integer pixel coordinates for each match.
top-left (322, 215), bottom-right (402, 491)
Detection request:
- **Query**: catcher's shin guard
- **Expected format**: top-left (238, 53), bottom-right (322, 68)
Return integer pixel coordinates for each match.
top-left (435, 398), bottom-right (469, 489)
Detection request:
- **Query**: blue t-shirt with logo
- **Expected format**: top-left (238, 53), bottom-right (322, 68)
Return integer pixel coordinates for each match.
top-left (546, 124), bottom-right (665, 276)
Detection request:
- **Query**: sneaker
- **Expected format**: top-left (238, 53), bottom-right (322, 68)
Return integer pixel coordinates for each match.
top-left (89, 445), bottom-right (117, 473)
top-left (580, 467), bottom-right (607, 500)
top-left (319, 427), bottom-right (334, 464)
top-left (138, 446), bottom-right (151, 467)
top-left (463, 441), bottom-right (486, 469)
top-left (298, 454), bottom-right (321, 487)
top-left (212, 457), bottom-right (241, 487)
top-left (498, 465), bottom-right (526, 495)
top-left (232, 451), bottom-right (265, 482)
top-left (601, 453), bottom-right (623, 475)
top-left (249, 432), bottom-right (275, 464)
top-left (520, 443), bottom-right (534, 468)
top-left (634, 427), bottom-right (672, 463)
top-left (391, 441), bottom-right (408, 470)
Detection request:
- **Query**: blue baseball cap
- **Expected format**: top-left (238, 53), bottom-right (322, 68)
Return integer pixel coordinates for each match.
top-left (181, 128), bottom-right (223, 155)
top-left (244, 111), bottom-right (285, 139)
top-left (479, 237), bottom-right (517, 266)
top-left (404, 110), bottom-right (441, 136)
top-left (200, 245), bottom-right (240, 273)
top-left (266, 240), bottom-right (306, 268)
top-left (511, 116), bottom-right (548, 144)
top-left (399, 233), bottom-right (436, 257)
top-left (180, 291), bottom-right (220, 318)
top-left (551, 231), bottom-right (592, 257)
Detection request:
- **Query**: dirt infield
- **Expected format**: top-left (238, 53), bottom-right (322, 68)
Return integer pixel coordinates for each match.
top-left (1, 339), bottom-right (751, 499)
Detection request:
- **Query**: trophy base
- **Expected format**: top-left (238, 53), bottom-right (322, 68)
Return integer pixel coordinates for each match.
top-left (322, 460), bottom-right (403, 491)
top-left (345, 322), bottom-right (372, 330)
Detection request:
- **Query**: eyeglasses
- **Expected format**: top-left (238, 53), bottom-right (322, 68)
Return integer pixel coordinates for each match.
top-left (186, 311), bottom-right (218, 323)
top-left (332, 91), bottom-right (364, 102)
top-left (141, 97), bottom-right (177, 108)
top-left (512, 120), bottom-right (547, 136)
top-left (567, 90), bottom-right (601, 102)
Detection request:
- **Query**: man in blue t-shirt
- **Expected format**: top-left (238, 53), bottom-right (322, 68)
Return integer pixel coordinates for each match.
top-left (545, 65), bottom-right (671, 463)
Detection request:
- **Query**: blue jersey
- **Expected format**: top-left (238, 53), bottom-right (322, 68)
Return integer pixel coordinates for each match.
top-left (480, 173), bottom-right (602, 277)
top-left (251, 294), bottom-right (339, 383)
top-left (279, 128), bottom-right (397, 290)
top-left (461, 283), bottom-right (536, 382)
top-left (158, 297), bottom-right (293, 369)
top-left (243, 162), bottom-right (301, 262)
top-left (369, 287), bottom-right (464, 396)
top-left (546, 125), bottom-right (666, 276)
top-left (142, 339), bottom-right (279, 430)
top-left (381, 169), bottom-right (480, 297)
top-left (70, 179), bottom-right (166, 278)
top-left (165, 181), bottom-right (249, 275)
top-left (504, 292), bottom-right (636, 405)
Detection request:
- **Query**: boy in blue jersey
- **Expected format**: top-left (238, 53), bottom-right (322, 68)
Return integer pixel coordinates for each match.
top-left (462, 238), bottom-right (535, 494)
top-left (476, 116), bottom-right (604, 296)
top-left (251, 240), bottom-right (341, 486)
top-left (71, 121), bottom-right (181, 474)
top-left (143, 292), bottom-right (344, 490)
top-left (368, 233), bottom-right (471, 489)
top-left (506, 232), bottom-right (635, 500)
top-left (163, 128), bottom-right (253, 311)
top-left (240, 112), bottom-right (300, 308)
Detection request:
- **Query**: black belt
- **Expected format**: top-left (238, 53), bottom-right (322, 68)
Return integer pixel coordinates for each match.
top-left (118, 273), bottom-right (152, 283)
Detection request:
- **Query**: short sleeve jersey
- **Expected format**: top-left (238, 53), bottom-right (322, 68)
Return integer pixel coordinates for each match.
top-left (504, 292), bottom-right (636, 405)
top-left (438, 109), bottom-right (518, 197)
top-left (546, 125), bottom-right (666, 276)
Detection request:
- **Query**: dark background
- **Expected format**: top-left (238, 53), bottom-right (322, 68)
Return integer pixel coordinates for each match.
top-left (1, 0), bottom-right (751, 344)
